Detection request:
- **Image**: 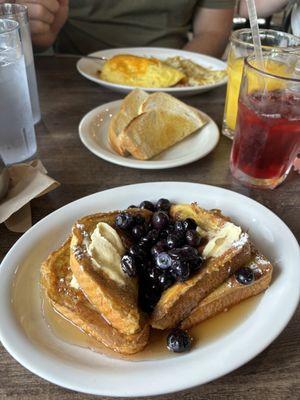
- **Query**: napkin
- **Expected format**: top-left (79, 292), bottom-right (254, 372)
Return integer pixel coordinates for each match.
top-left (0, 160), bottom-right (60, 232)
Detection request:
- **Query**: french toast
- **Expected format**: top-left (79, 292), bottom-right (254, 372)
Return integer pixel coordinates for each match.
top-left (109, 89), bottom-right (148, 156)
top-left (150, 203), bottom-right (252, 329)
top-left (40, 239), bottom-right (150, 355)
top-left (180, 247), bottom-right (273, 329)
top-left (70, 209), bottom-right (152, 335)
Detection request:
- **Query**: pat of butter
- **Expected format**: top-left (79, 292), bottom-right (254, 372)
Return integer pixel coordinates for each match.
top-left (87, 222), bottom-right (126, 285)
top-left (202, 222), bottom-right (242, 258)
top-left (70, 275), bottom-right (80, 290)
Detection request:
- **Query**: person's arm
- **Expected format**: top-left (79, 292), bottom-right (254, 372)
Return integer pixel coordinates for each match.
top-left (12, 0), bottom-right (69, 50)
top-left (184, 6), bottom-right (234, 58)
top-left (238, 0), bottom-right (288, 18)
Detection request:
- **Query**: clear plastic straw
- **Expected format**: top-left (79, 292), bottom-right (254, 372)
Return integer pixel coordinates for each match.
top-left (246, 0), bottom-right (264, 69)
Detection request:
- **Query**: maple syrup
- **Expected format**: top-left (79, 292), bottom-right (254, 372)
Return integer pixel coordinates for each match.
top-left (11, 255), bottom-right (261, 361)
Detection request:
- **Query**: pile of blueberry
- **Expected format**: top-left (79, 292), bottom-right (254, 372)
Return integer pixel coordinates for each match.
top-left (115, 198), bottom-right (204, 313)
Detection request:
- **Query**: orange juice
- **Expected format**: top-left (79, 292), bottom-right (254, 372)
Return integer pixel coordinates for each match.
top-left (224, 55), bottom-right (291, 136)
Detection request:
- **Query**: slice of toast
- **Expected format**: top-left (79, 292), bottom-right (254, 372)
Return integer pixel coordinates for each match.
top-left (121, 107), bottom-right (204, 160)
top-left (150, 203), bottom-right (252, 330)
top-left (108, 89), bottom-right (148, 156)
top-left (180, 247), bottom-right (273, 329)
top-left (140, 92), bottom-right (204, 128)
top-left (70, 209), bottom-right (151, 335)
top-left (40, 239), bottom-right (149, 355)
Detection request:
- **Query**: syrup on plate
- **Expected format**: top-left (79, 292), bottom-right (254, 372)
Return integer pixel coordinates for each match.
top-left (42, 292), bottom-right (261, 361)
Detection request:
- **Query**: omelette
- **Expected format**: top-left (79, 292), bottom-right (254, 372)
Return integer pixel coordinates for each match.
top-left (100, 54), bottom-right (186, 88)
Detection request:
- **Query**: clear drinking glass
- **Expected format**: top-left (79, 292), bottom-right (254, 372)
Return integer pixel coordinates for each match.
top-left (223, 29), bottom-right (300, 139)
top-left (230, 52), bottom-right (300, 189)
top-left (0, 19), bottom-right (37, 165)
top-left (0, 3), bottom-right (41, 124)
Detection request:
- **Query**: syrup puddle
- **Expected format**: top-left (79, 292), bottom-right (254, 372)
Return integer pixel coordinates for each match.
top-left (11, 256), bottom-right (261, 362)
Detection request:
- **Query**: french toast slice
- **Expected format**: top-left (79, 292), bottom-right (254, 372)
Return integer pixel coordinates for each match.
top-left (109, 89), bottom-right (148, 156)
top-left (180, 247), bottom-right (273, 329)
top-left (40, 239), bottom-right (150, 355)
top-left (70, 209), bottom-right (151, 335)
top-left (150, 203), bottom-right (252, 329)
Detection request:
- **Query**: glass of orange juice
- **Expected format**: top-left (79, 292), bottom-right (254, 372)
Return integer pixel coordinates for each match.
top-left (222, 29), bottom-right (300, 139)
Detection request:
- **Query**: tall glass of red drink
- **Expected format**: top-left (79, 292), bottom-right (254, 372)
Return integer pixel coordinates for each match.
top-left (230, 52), bottom-right (300, 189)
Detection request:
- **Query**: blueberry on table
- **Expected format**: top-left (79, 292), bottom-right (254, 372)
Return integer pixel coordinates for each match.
top-left (152, 211), bottom-right (170, 230)
top-left (235, 267), bottom-right (254, 285)
top-left (156, 198), bottom-right (171, 212)
top-left (121, 254), bottom-right (137, 277)
top-left (140, 200), bottom-right (155, 212)
top-left (115, 212), bottom-right (134, 230)
top-left (167, 328), bottom-right (192, 353)
top-left (155, 252), bottom-right (172, 269)
top-left (183, 218), bottom-right (197, 231)
top-left (186, 229), bottom-right (201, 247)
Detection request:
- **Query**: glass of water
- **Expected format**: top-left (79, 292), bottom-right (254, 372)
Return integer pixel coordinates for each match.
top-left (0, 2), bottom-right (41, 124)
top-left (0, 18), bottom-right (37, 165)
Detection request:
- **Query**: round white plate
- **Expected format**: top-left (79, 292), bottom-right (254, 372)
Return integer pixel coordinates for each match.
top-left (0, 183), bottom-right (299, 397)
top-left (76, 47), bottom-right (227, 96)
top-left (79, 100), bottom-right (219, 169)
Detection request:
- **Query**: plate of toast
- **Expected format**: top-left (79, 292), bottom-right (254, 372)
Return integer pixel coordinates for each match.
top-left (76, 47), bottom-right (227, 96)
top-left (0, 182), bottom-right (299, 396)
top-left (79, 90), bottom-right (219, 169)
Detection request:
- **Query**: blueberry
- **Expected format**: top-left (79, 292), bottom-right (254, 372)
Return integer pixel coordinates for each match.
top-left (171, 260), bottom-right (190, 281)
top-left (155, 252), bottom-right (172, 270)
top-left (167, 328), bottom-right (192, 353)
top-left (174, 220), bottom-right (186, 233)
top-left (134, 214), bottom-right (145, 225)
top-left (138, 285), bottom-right (161, 313)
top-left (189, 255), bottom-right (203, 272)
top-left (140, 229), bottom-right (160, 247)
top-left (129, 244), bottom-right (147, 260)
top-left (158, 272), bottom-right (174, 291)
top-left (128, 205), bottom-right (137, 209)
top-left (235, 267), bottom-right (254, 285)
top-left (131, 225), bottom-right (145, 240)
top-left (152, 211), bottom-right (170, 230)
top-left (156, 198), bottom-right (171, 212)
top-left (186, 230), bottom-right (201, 247)
top-left (167, 232), bottom-right (185, 249)
top-left (140, 200), bottom-right (155, 212)
top-left (121, 254), bottom-right (137, 277)
top-left (180, 245), bottom-right (199, 259)
top-left (183, 218), bottom-right (197, 231)
top-left (115, 212), bottom-right (134, 230)
top-left (151, 240), bottom-right (168, 257)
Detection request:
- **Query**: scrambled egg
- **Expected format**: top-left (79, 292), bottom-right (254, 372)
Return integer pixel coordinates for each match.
top-left (164, 56), bottom-right (227, 86)
top-left (100, 54), bottom-right (186, 88)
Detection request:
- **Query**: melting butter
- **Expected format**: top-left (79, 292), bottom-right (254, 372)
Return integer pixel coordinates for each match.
top-left (87, 222), bottom-right (126, 285)
top-left (202, 222), bottom-right (242, 258)
top-left (70, 275), bottom-right (80, 289)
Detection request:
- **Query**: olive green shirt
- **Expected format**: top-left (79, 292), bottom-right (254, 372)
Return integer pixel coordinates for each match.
top-left (55, 0), bottom-right (235, 54)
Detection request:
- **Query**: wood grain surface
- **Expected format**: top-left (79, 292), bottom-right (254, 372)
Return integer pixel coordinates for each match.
top-left (0, 56), bottom-right (299, 400)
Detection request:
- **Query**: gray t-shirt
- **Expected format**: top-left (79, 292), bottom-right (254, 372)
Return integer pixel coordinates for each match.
top-left (54, 0), bottom-right (235, 54)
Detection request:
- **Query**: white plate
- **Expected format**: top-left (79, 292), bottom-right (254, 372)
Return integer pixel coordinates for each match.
top-left (79, 100), bottom-right (219, 169)
top-left (76, 47), bottom-right (227, 96)
top-left (0, 182), bottom-right (299, 397)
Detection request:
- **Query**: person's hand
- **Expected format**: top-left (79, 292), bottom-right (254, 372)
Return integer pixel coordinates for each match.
top-left (16, 1), bottom-right (69, 49)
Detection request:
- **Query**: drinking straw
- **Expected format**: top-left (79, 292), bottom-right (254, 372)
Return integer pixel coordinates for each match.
top-left (246, 0), bottom-right (264, 69)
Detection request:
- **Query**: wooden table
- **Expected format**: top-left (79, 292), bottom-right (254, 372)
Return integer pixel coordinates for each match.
top-left (0, 56), bottom-right (299, 400)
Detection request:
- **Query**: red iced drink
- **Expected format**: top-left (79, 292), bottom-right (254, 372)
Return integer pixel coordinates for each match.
top-left (231, 90), bottom-right (300, 182)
